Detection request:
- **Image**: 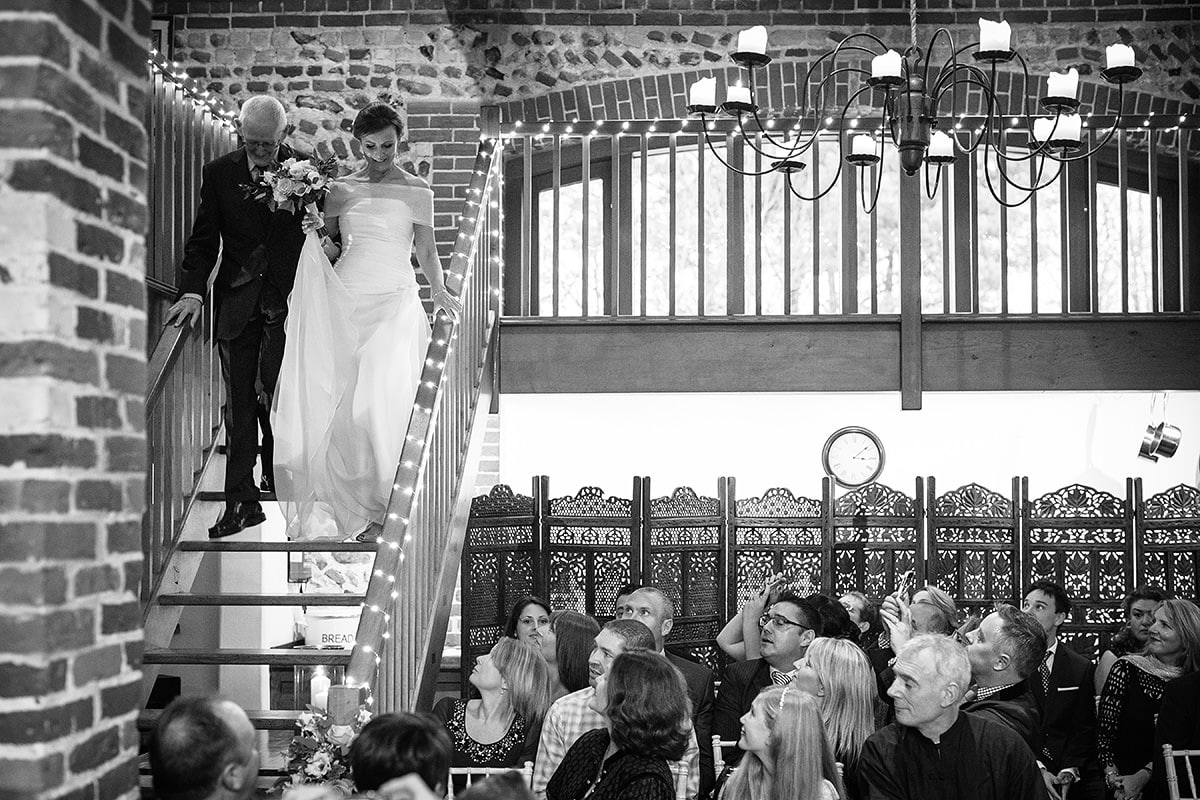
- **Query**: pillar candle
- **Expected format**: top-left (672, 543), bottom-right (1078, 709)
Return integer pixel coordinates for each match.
top-left (1106, 43), bottom-right (1135, 69)
top-left (726, 85), bottom-right (752, 105)
top-left (851, 134), bottom-right (875, 156)
top-left (871, 50), bottom-right (903, 80)
top-left (1045, 67), bottom-right (1079, 99)
top-left (689, 77), bottom-right (717, 107)
top-left (978, 19), bottom-right (1012, 52)
top-left (928, 131), bottom-right (955, 158)
top-left (737, 26), bottom-right (768, 55)
top-left (311, 670), bottom-right (331, 712)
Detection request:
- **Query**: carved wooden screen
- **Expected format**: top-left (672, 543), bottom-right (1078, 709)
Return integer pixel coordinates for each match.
top-left (731, 481), bottom-right (828, 610)
top-left (927, 479), bottom-right (1021, 620)
top-left (1021, 479), bottom-right (1136, 656)
top-left (832, 480), bottom-right (926, 600)
top-left (1137, 483), bottom-right (1200, 601)
top-left (544, 482), bottom-right (637, 620)
top-left (642, 480), bottom-right (725, 671)
top-left (461, 483), bottom-right (538, 692)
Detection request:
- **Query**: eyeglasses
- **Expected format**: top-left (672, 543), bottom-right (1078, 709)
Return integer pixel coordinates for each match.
top-left (758, 613), bottom-right (808, 632)
top-left (242, 138), bottom-right (280, 150)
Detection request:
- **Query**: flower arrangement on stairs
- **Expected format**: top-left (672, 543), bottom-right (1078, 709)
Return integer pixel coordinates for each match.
top-left (275, 704), bottom-right (372, 795)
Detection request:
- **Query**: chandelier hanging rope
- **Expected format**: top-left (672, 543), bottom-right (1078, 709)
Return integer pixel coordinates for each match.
top-left (685, 0), bottom-right (1141, 211)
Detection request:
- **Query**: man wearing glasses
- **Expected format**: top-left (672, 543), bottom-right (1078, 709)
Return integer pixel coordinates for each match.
top-left (713, 593), bottom-right (823, 768)
top-left (164, 95), bottom-right (306, 538)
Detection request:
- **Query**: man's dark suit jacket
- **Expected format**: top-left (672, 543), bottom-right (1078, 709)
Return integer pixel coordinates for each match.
top-left (713, 658), bottom-right (773, 770)
top-left (177, 146), bottom-right (306, 339)
top-left (1152, 670), bottom-right (1200, 800)
top-left (666, 650), bottom-right (716, 798)
top-left (1032, 643), bottom-right (1097, 780)
top-left (961, 679), bottom-right (1041, 755)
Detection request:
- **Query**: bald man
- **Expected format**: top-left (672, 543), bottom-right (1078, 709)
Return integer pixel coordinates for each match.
top-left (165, 94), bottom-right (307, 539)
top-left (150, 696), bottom-right (260, 800)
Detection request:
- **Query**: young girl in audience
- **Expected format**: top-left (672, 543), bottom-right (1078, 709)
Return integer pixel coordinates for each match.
top-left (792, 637), bottom-right (876, 798)
top-left (545, 651), bottom-right (691, 800)
top-left (1095, 584), bottom-right (1167, 694)
top-left (1098, 597), bottom-right (1200, 800)
top-left (718, 686), bottom-right (846, 800)
top-left (505, 596), bottom-right (551, 648)
top-left (537, 610), bottom-right (601, 700)
top-left (433, 637), bottom-right (552, 781)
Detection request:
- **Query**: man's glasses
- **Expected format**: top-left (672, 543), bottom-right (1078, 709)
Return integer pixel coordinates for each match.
top-left (242, 138), bottom-right (280, 150)
top-left (758, 613), bottom-right (808, 632)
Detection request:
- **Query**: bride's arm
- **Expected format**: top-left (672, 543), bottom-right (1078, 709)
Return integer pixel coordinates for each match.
top-left (413, 223), bottom-right (460, 318)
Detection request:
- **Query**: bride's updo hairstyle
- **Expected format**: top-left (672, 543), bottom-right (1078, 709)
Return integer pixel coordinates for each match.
top-left (352, 101), bottom-right (404, 140)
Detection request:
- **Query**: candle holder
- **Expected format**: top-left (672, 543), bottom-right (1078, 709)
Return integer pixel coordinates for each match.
top-left (925, 150), bottom-right (956, 165)
top-left (867, 74), bottom-right (906, 89)
top-left (846, 152), bottom-right (882, 167)
top-left (731, 51), bottom-right (772, 69)
top-left (770, 159), bottom-right (807, 173)
top-left (686, 104), bottom-right (717, 115)
top-left (1040, 96), bottom-right (1081, 114)
top-left (1100, 65), bottom-right (1142, 84)
top-left (721, 100), bottom-right (759, 115)
top-left (973, 49), bottom-right (1016, 64)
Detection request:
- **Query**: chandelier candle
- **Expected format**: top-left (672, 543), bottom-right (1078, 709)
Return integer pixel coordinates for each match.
top-left (871, 50), bottom-right (903, 81)
top-left (1045, 68), bottom-right (1079, 101)
top-left (927, 131), bottom-right (955, 161)
top-left (737, 26), bottom-right (768, 56)
top-left (1106, 43), bottom-right (1135, 69)
top-left (978, 19), bottom-right (1012, 54)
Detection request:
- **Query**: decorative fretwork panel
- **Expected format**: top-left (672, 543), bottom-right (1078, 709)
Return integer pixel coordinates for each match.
top-left (732, 485), bottom-right (826, 613)
top-left (928, 481), bottom-right (1019, 613)
top-left (1023, 480), bottom-right (1135, 655)
top-left (833, 482), bottom-right (923, 601)
top-left (1139, 484), bottom-right (1200, 603)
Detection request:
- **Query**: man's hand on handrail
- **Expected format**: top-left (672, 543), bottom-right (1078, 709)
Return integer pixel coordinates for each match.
top-left (164, 296), bottom-right (202, 328)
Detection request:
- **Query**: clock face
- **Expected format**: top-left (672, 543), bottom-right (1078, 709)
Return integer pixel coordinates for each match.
top-left (822, 427), bottom-right (884, 488)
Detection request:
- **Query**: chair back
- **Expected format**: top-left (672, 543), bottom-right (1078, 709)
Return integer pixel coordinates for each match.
top-left (711, 736), bottom-right (739, 778)
top-left (668, 760), bottom-right (690, 800)
top-left (445, 761), bottom-right (534, 799)
top-left (1165, 745), bottom-right (1200, 800)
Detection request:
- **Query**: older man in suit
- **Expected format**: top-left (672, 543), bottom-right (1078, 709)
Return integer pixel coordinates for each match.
top-left (164, 95), bottom-right (307, 538)
top-left (713, 593), bottom-right (823, 771)
top-left (1023, 581), bottom-right (1101, 800)
top-left (619, 586), bottom-right (717, 798)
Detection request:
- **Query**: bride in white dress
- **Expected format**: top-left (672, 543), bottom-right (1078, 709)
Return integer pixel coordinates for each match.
top-left (272, 102), bottom-right (459, 539)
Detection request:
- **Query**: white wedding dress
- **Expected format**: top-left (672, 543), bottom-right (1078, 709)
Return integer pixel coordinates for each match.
top-left (272, 178), bottom-right (432, 539)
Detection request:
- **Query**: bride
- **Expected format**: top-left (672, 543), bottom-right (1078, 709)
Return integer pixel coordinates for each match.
top-left (272, 102), bottom-right (460, 540)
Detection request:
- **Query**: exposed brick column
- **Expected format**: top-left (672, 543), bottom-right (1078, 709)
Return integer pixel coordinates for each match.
top-left (0, 1), bottom-right (151, 798)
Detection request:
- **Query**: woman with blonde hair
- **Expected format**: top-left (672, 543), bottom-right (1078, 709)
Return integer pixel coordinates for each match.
top-left (793, 637), bottom-right (875, 797)
top-left (718, 686), bottom-right (845, 800)
top-left (433, 637), bottom-right (552, 783)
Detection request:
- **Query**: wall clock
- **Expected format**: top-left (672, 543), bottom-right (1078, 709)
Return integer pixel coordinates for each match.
top-left (821, 426), bottom-right (885, 488)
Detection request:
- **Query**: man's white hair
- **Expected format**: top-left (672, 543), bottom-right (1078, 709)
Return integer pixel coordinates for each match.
top-left (897, 633), bottom-right (971, 699)
top-left (239, 95), bottom-right (287, 132)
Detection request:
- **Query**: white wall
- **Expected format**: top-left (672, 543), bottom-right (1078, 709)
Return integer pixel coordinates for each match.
top-left (497, 391), bottom-right (1200, 501)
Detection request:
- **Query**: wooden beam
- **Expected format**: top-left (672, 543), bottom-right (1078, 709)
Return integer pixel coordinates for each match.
top-left (899, 171), bottom-right (923, 410)
top-left (498, 316), bottom-right (1200, 394)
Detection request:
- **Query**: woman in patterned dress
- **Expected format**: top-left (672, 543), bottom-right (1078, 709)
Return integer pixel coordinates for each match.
top-left (1098, 598), bottom-right (1200, 800)
top-left (433, 637), bottom-right (552, 782)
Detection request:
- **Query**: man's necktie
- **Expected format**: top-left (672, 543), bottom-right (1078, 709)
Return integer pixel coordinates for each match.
top-left (1039, 651), bottom-right (1051, 695)
top-left (772, 671), bottom-right (792, 686)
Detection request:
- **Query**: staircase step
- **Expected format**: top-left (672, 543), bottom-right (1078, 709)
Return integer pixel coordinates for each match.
top-left (157, 593), bottom-right (364, 606)
top-left (143, 648), bottom-right (352, 666)
top-left (197, 490), bottom-right (277, 502)
top-left (177, 540), bottom-right (376, 552)
top-left (138, 708), bottom-right (305, 732)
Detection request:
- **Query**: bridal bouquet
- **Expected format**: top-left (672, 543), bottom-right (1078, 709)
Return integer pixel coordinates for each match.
top-left (273, 705), bottom-right (372, 795)
top-left (243, 156), bottom-right (338, 214)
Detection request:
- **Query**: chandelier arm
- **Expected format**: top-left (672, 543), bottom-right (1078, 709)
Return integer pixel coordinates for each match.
top-left (796, 36), bottom-right (890, 118)
top-left (696, 121), bottom-right (786, 177)
top-left (920, 28), bottom-right (958, 89)
top-left (782, 135), bottom-right (848, 202)
top-left (924, 161), bottom-right (942, 200)
top-left (1039, 84), bottom-right (1128, 163)
top-left (980, 144), bottom-right (1063, 207)
top-left (930, 71), bottom-right (1008, 156)
top-left (859, 138), bottom-right (886, 213)
top-left (736, 112), bottom-right (804, 156)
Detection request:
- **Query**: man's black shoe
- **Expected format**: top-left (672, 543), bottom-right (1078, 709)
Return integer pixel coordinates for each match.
top-left (260, 475), bottom-right (275, 494)
top-left (208, 502), bottom-right (267, 539)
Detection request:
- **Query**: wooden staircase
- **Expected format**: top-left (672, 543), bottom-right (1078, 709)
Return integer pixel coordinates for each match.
top-left (138, 105), bottom-right (506, 791)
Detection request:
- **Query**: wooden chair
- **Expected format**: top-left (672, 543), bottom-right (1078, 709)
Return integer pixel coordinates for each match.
top-left (711, 736), bottom-right (740, 779)
top-left (445, 761), bottom-right (534, 799)
top-left (1165, 745), bottom-right (1200, 800)
top-left (667, 760), bottom-right (690, 800)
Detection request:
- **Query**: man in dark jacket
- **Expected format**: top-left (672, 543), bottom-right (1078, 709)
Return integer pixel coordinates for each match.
top-left (1023, 580), bottom-right (1101, 800)
top-left (961, 603), bottom-right (1045, 755)
top-left (164, 95), bottom-right (306, 538)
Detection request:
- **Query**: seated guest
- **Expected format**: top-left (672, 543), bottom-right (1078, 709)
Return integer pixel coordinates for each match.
top-left (613, 582), bottom-right (641, 617)
top-left (545, 651), bottom-right (691, 800)
top-left (434, 637), bottom-right (552, 779)
top-left (793, 637), bottom-right (878, 798)
top-left (1021, 580), bottom-right (1100, 800)
top-left (961, 603), bottom-right (1045, 754)
top-left (873, 585), bottom-right (958, 706)
top-left (537, 610), bottom-right (601, 700)
top-left (620, 586), bottom-right (716, 796)
top-left (717, 572), bottom-right (786, 661)
top-left (807, 594), bottom-right (861, 641)
top-left (717, 686), bottom-right (845, 800)
top-left (1095, 584), bottom-right (1167, 694)
top-left (507, 596), bottom-right (552, 649)
top-left (860, 635), bottom-right (1042, 800)
top-left (1153, 669), bottom-right (1200, 800)
top-left (533, 619), bottom-right (701, 799)
top-left (1099, 598), bottom-right (1200, 800)
top-left (149, 696), bottom-right (260, 800)
top-left (714, 593), bottom-right (823, 768)
top-left (350, 711), bottom-right (454, 796)
top-left (841, 591), bottom-right (883, 650)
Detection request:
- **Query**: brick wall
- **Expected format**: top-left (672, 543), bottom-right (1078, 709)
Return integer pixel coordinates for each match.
top-left (0, 0), bottom-right (150, 798)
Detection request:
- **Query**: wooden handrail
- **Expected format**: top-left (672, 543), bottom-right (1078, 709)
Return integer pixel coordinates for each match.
top-left (343, 109), bottom-right (505, 710)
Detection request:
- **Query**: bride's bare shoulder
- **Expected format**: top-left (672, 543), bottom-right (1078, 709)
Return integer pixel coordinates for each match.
top-left (385, 169), bottom-right (431, 191)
